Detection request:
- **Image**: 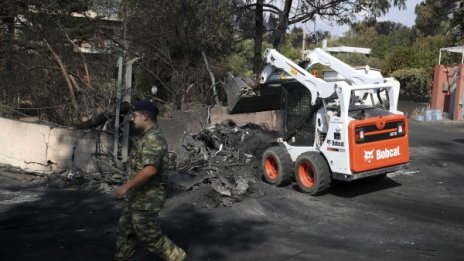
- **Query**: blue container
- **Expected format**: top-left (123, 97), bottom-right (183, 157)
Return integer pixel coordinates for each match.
top-left (431, 109), bottom-right (442, 121)
top-left (425, 110), bottom-right (432, 121)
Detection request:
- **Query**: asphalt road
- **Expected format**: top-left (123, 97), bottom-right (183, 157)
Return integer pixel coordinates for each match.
top-left (1, 120), bottom-right (463, 261)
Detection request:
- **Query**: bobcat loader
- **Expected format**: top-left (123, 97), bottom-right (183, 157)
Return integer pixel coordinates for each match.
top-left (224, 48), bottom-right (409, 195)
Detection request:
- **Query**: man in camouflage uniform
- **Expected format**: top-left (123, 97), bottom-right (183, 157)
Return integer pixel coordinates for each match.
top-left (113, 100), bottom-right (186, 261)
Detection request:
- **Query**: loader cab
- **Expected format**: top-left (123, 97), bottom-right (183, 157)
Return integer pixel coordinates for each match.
top-left (348, 88), bottom-right (391, 119)
top-left (281, 81), bottom-right (317, 147)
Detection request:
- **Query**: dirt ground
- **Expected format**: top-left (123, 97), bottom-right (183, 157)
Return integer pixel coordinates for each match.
top-left (1, 120), bottom-right (464, 261)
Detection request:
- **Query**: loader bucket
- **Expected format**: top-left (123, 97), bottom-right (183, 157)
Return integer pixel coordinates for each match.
top-left (224, 76), bottom-right (282, 114)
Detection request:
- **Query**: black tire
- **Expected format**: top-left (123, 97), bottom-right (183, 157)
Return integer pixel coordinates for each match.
top-left (261, 146), bottom-right (293, 186)
top-left (294, 152), bottom-right (331, 195)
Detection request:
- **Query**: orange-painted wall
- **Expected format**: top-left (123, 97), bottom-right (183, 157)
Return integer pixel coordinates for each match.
top-left (431, 64), bottom-right (464, 121)
top-left (453, 64), bottom-right (464, 121)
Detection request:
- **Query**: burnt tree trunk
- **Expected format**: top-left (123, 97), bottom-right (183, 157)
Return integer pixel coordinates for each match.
top-left (272, 0), bottom-right (293, 50)
top-left (253, 0), bottom-right (264, 74)
top-left (2, 16), bottom-right (15, 71)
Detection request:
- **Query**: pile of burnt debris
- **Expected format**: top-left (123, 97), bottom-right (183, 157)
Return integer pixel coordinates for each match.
top-left (170, 120), bottom-right (279, 207)
top-left (39, 121), bottom-right (280, 208)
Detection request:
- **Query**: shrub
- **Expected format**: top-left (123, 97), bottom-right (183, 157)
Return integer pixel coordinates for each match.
top-left (381, 47), bottom-right (416, 75)
top-left (391, 68), bottom-right (432, 102)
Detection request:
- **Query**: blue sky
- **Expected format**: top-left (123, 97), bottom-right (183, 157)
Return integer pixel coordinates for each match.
top-left (304, 0), bottom-right (423, 36)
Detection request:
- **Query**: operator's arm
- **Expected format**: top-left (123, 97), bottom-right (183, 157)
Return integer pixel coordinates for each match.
top-left (114, 165), bottom-right (157, 199)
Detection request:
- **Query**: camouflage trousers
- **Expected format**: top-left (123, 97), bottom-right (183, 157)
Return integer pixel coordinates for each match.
top-left (114, 206), bottom-right (186, 261)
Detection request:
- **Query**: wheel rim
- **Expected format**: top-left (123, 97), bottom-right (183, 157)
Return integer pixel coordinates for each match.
top-left (298, 161), bottom-right (315, 188)
top-left (264, 156), bottom-right (278, 180)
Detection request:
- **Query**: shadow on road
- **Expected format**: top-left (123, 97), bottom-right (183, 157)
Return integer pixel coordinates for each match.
top-left (329, 177), bottom-right (401, 198)
top-left (153, 204), bottom-right (269, 261)
top-left (0, 183), bottom-right (269, 261)
top-left (0, 185), bottom-right (119, 261)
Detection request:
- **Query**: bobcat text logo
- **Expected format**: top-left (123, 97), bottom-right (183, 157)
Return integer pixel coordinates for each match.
top-left (325, 139), bottom-right (344, 147)
top-left (376, 146), bottom-right (401, 160)
top-left (364, 146), bottom-right (401, 163)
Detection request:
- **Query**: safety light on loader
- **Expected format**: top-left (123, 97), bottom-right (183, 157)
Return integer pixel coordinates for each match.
top-left (398, 122), bottom-right (404, 134)
top-left (355, 128), bottom-right (364, 141)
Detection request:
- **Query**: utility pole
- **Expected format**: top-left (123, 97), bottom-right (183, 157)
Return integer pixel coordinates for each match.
top-left (302, 30), bottom-right (306, 59)
top-left (121, 57), bottom-right (139, 163)
top-left (113, 57), bottom-right (139, 168)
top-left (113, 56), bottom-right (124, 168)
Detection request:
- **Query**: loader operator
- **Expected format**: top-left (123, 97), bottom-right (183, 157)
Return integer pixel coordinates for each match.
top-left (113, 100), bottom-right (186, 261)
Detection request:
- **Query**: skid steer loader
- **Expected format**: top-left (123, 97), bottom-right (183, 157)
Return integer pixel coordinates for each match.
top-left (224, 48), bottom-right (409, 195)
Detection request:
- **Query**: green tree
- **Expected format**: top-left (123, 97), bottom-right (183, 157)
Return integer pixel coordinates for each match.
top-left (451, 0), bottom-right (464, 44)
top-left (235, 0), bottom-right (406, 73)
top-left (382, 35), bottom-right (451, 74)
top-left (371, 25), bottom-right (414, 59)
top-left (226, 39), bottom-right (272, 76)
top-left (373, 20), bottom-right (410, 35)
top-left (414, 0), bottom-right (458, 37)
top-left (337, 21), bottom-right (414, 59)
top-left (288, 27), bottom-right (331, 50)
top-left (337, 24), bottom-right (379, 48)
top-left (382, 47), bottom-right (416, 74)
top-left (381, 34), bottom-right (452, 101)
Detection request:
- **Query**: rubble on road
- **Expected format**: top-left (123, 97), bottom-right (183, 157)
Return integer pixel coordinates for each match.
top-left (171, 120), bottom-right (279, 207)
top-left (43, 168), bottom-right (119, 193)
top-left (0, 165), bottom-right (44, 183)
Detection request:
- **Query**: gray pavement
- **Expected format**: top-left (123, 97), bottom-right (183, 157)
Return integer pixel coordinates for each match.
top-left (1, 120), bottom-right (463, 261)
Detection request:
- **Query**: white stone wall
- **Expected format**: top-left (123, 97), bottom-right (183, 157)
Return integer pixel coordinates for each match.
top-left (0, 117), bottom-right (112, 174)
top-left (0, 105), bottom-right (284, 174)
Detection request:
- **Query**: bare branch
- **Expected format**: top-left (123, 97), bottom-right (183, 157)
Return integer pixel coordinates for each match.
top-left (288, 0), bottom-right (355, 25)
top-left (238, 3), bottom-right (282, 15)
top-left (43, 38), bottom-right (79, 118)
top-left (201, 50), bottom-right (219, 105)
top-left (60, 24), bottom-right (93, 90)
top-left (69, 74), bottom-right (84, 92)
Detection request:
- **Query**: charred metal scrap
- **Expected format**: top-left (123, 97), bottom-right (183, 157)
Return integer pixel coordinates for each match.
top-left (173, 121), bottom-right (279, 207)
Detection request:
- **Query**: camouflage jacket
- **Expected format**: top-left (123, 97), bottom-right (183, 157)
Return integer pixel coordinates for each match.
top-left (126, 125), bottom-right (169, 210)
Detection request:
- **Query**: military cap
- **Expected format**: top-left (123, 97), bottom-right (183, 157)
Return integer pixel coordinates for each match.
top-left (132, 100), bottom-right (158, 115)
